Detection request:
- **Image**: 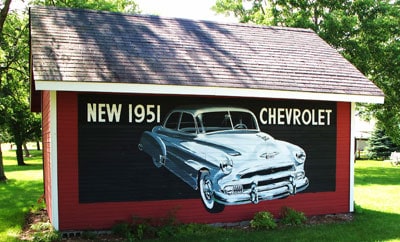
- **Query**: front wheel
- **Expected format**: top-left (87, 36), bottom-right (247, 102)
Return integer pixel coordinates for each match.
top-left (199, 171), bottom-right (224, 213)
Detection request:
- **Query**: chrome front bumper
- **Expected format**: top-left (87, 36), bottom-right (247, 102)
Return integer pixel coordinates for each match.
top-left (214, 175), bottom-right (309, 205)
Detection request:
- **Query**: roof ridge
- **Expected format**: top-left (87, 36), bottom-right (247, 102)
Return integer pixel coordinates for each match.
top-left (30, 5), bottom-right (314, 33)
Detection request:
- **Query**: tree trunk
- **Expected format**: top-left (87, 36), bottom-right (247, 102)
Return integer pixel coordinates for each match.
top-left (0, 0), bottom-right (12, 35)
top-left (0, 142), bottom-right (7, 182)
top-left (23, 143), bottom-right (31, 157)
top-left (36, 140), bottom-right (41, 150)
top-left (16, 143), bottom-right (26, 166)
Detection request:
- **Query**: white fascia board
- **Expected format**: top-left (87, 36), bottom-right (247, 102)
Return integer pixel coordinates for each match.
top-left (349, 102), bottom-right (356, 212)
top-left (50, 91), bottom-right (59, 230)
top-left (35, 81), bottom-right (385, 104)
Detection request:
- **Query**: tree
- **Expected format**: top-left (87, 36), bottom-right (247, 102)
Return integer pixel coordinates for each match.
top-left (31, 0), bottom-right (140, 13)
top-left (367, 124), bottom-right (400, 160)
top-left (1, 9), bottom-right (41, 166)
top-left (0, 0), bottom-right (140, 169)
top-left (0, 0), bottom-right (13, 181)
top-left (213, 0), bottom-right (273, 24)
top-left (213, 0), bottom-right (400, 144)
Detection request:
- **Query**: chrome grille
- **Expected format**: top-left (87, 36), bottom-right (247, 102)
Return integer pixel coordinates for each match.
top-left (240, 165), bottom-right (294, 179)
top-left (243, 176), bottom-right (290, 190)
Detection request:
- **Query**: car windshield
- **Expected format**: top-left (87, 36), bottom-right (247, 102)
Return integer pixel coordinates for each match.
top-left (198, 111), bottom-right (258, 133)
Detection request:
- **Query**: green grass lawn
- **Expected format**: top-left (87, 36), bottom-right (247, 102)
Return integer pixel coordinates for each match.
top-left (0, 151), bottom-right (399, 241)
top-left (147, 160), bottom-right (400, 242)
top-left (0, 150), bottom-right (44, 242)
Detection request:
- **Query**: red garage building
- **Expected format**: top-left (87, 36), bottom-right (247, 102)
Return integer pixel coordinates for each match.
top-left (29, 7), bottom-right (384, 231)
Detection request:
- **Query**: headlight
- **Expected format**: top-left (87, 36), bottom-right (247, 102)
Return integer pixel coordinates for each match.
top-left (293, 150), bottom-right (306, 164)
top-left (220, 157), bottom-right (233, 175)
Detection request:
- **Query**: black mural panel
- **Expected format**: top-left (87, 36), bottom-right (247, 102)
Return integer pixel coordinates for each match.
top-left (78, 94), bottom-right (336, 204)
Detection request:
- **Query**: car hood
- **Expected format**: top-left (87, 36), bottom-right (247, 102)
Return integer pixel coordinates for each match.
top-left (181, 131), bottom-right (292, 163)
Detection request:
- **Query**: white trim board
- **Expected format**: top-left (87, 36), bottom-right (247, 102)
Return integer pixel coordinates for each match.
top-left (349, 102), bottom-right (356, 212)
top-left (50, 91), bottom-right (59, 230)
top-left (35, 81), bottom-right (385, 104)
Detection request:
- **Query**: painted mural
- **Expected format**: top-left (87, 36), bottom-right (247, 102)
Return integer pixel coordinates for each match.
top-left (138, 106), bottom-right (308, 213)
top-left (78, 94), bottom-right (336, 208)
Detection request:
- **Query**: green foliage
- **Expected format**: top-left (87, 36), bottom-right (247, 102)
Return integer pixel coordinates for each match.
top-left (250, 211), bottom-right (277, 230)
top-left (112, 210), bottom-right (180, 240)
top-left (31, 0), bottom-right (140, 13)
top-left (172, 223), bottom-right (225, 237)
top-left (367, 124), bottom-right (400, 160)
top-left (31, 221), bottom-right (61, 242)
top-left (110, 211), bottom-right (230, 240)
top-left (354, 203), bottom-right (364, 214)
top-left (280, 206), bottom-right (306, 226)
top-left (80, 231), bottom-right (98, 240)
top-left (111, 221), bottom-right (133, 238)
top-left (213, 0), bottom-right (273, 24)
top-left (1, 9), bottom-right (41, 166)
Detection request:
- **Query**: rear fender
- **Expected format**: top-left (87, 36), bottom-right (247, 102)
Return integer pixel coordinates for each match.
top-left (138, 130), bottom-right (167, 168)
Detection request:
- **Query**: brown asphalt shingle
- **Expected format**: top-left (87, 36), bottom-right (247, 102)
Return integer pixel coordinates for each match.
top-left (30, 6), bottom-right (384, 98)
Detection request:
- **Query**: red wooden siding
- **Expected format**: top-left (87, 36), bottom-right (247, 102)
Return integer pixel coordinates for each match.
top-left (55, 92), bottom-right (351, 230)
top-left (42, 91), bottom-right (53, 220)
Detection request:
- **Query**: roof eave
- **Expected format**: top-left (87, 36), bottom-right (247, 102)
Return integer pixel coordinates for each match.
top-left (34, 81), bottom-right (385, 104)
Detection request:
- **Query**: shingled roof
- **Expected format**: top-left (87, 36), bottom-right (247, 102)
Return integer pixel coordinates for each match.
top-left (30, 7), bottom-right (384, 103)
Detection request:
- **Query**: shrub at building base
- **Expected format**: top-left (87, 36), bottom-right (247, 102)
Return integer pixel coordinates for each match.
top-left (250, 211), bottom-right (278, 230)
top-left (280, 206), bottom-right (307, 226)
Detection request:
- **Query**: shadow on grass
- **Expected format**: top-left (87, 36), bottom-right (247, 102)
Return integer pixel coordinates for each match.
top-left (335, 208), bottom-right (400, 242)
top-left (355, 166), bottom-right (400, 186)
top-left (3, 150), bottom-right (43, 172)
top-left (4, 163), bottom-right (43, 172)
top-left (0, 179), bottom-right (43, 239)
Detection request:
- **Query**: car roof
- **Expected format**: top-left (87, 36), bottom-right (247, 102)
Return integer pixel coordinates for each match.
top-left (171, 106), bottom-right (253, 117)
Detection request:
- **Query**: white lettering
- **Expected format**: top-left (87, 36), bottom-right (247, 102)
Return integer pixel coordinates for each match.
top-left (106, 104), bottom-right (122, 122)
top-left (325, 109), bottom-right (332, 125)
top-left (285, 108), bottom-right (293, 125)
top-left (259, 107), bottom-right (333, 126)
top-left (157, 105), bottom-right (161, 123)
top-left (311, 109), bottom-right (318, 125)
top-left (98, 103), bottom-right (106, 122)
top-left (87, 103), bottom-right (122, 123)
top-left (277, 108), bottom-right (285, 125)
top-left (293, 109), bottom-right (301, 125)
top-left (301, 109), bottom-right (311, 125)
top-left (269, 108), bottom-right (276, 125)
top-left (87, 103), bottom-right (97, 122)
top-left (134, 104), bottom-right (145, 123)
top-left (318, 109), bottom-right (325, 125)
top-left (259, 108), bottom-right (268, 125)
top-left (129, 104), bottom-right (132, 123)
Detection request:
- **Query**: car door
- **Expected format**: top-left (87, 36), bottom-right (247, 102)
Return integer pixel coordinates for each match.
top-left (162, 112), bottom-right (200, 189)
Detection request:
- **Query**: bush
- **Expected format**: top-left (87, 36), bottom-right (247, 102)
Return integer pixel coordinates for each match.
top-left (111, 222), bottom-right (133, 238)
top-left (354, 203), bottom-right (364, 214)
top-left (30, 221), bottom-right (61, 242)
top-left (250, 211), bottom-right (277, 230)
top-left (280, 207), bottom-right (306, 226)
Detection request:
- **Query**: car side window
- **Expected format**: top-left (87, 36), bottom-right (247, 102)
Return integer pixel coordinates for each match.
top-left (165, 112), bottom-right (180, 130)
top-left (230, 112), bottom-right (257, 129)
top-left (179, 113), bottom-right (197, 133)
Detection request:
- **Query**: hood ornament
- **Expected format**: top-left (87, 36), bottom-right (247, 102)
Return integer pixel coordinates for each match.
top-left (256, 134), bottom-right (269, 141)
top-left (260, 151), bottom-right (279, 159)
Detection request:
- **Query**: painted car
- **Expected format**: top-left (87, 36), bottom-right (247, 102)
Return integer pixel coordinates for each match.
top-left (138, 106), bottom-right (309, 213)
